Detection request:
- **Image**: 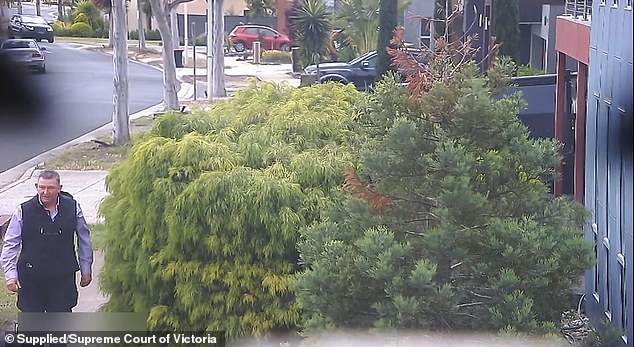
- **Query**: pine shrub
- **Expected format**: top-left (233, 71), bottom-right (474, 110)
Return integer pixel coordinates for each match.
top-left (293, 59), bottom-right (595, 335)
top-left (98, 82), bottom-right (364, 340)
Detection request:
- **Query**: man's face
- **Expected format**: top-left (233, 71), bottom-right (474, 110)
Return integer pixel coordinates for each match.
top-left (36, 177), bottom-right (61, 205)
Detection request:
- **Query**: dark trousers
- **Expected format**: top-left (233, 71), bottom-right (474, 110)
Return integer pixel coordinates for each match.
top-left (14, 272), bottom-right (77, 347)
top-left (17, 271), bottom-right (78, 312)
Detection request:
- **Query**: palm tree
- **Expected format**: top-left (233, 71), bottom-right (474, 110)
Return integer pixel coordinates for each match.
top-left (334, 0), bottom-right (410, 57)
top-left (334, 0), bottom-right (378, 55)
top-left (291, 0), bottom-right (331, 80)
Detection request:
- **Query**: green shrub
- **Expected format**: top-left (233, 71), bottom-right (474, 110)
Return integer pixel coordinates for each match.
top-left (261, 50), bottom-right (292, 64)
top-left (70, 0), bottom-right (102, 27)
top-left (128, 29), bottom-right (162, 41)
top-left (70, 0), bottom-right (107, 38)
top-left (73, 12), bottom-right (90, 24)
top-left (294, 61), bottom-right (594, 335)
top-left (69, 22), bottom-right (93, 37)
top-left (517, 64), bottom-right (545, 76)
top-left (50, 20), bottom-right (69, 35)
top-left (98, 82), bottom-right (365, 340)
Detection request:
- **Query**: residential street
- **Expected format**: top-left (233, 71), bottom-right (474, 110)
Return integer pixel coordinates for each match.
top-left (0, 42), bottom-right (163, 173)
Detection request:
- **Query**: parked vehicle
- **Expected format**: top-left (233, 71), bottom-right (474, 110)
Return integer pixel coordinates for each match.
top-left (303, 48), bottom-right (428, 91)
top-left (0, 38), bottom-right (47, 73)
top-left (8, 15), bottom-right (54, 43)
top-left (228, 25), bottom-right (292, 52)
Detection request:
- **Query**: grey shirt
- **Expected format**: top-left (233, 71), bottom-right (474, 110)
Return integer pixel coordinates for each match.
top-left (0, 197), bottom-right (93, 281)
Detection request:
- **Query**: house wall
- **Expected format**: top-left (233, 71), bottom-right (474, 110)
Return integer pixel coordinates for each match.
top-left (127, 0), bottom-right (247, 32)
top-left (402, 0), bottom-right (434, 47)
top-left (583, 1), bottom-right (633, 346)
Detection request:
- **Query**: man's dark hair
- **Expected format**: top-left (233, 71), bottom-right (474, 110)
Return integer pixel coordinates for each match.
top-left (38, 170), bottom-right (61, 184)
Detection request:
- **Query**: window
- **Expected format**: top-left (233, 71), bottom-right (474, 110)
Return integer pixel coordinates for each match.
top-left (420, 18), bottom-right (432, 49)
top-left (245, 28), bottom-right (259, 35)
top-left (261, 29), bottom-right (276, 37)
top-left (365, 56), bottom-right (377, 68)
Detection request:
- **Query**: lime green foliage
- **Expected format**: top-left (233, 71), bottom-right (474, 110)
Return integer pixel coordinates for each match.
top-left (261, 50), bottom-right (292, 64)
top-left (517, 64), bottom-right (546, 76)
top-left (50, 20), bottom-right (67, 34)
top-left (54, 0), bottom-right (109, 38)
top-left (70, 0), bottom-right (104, 30)
top-left (294, 62), bottom-right (594, 334)
top-left (69, 22), bottom-right (93, 37)
top-left (98, 82), bottom-right (364, 340)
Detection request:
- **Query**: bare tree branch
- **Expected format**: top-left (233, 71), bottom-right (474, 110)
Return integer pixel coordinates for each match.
top-left (167, 0), bottom-right (193, 11)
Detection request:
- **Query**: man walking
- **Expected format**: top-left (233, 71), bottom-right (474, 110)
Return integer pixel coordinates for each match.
top-left (1, 169), bottom-right (93, 312)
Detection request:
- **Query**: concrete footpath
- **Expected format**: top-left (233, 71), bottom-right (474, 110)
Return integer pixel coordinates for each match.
top-left (0, 50), bottom-right (300, 314)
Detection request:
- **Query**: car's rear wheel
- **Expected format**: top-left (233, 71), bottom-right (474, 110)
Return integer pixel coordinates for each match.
top-left (48, 37), bottom-right (54, 43)
top-left (279, 43), bottom-right (289, 51)
top-left (38, 65), bottom-right (46, 74)
top-left (234, 42), bottom-right (246, 52)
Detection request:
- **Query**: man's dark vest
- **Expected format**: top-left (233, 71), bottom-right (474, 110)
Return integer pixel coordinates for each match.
top-left (17, 194), bottom-right (79, 277)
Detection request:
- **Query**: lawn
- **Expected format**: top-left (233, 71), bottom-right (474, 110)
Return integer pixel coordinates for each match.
top-left (0, 270), bottom-right (18, 332)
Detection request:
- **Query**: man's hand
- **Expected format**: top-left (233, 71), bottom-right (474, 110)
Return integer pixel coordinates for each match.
top-left (80, 273), bottom-right (92, 287)
top-left (6, 278), bottom-right (20, 293)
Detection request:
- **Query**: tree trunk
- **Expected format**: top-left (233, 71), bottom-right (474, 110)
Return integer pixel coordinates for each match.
top-left (206, 0), bottom-right (213, 101)
top-left (36, 0), bottom-right (41, 16)
top-left (108, 10), bottom-right (114, 48)
top-left (138, 3), bottom-right (146, 50)
top-left (211, 0), bottom-right (225, 97)
top-left (18, 0), bottom-right (23, 15)
top-left (170, 7), bottom-right (179, 47)
top-left (112, 0), bottom-right (130, 145)
top-left (150, 0), bottom-right (180, 110)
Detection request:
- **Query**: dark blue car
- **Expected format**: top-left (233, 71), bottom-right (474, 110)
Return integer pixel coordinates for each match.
top-left (8, 15), bottom-right (55, 43)
top-left (303, 48), bottom-right (427, 91)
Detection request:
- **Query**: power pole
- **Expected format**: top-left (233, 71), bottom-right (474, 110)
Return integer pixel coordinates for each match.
top-left (112, 0), bottom-right (130, 145)
top-left (211, 0), bottom-right (225, 97)
top-left (206, 0), bottom-right (214, 101)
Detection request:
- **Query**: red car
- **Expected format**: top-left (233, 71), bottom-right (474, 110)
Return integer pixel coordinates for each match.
top-left (228, 25), bottom-right (292, 52)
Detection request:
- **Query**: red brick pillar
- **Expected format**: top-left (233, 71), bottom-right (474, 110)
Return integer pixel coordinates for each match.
top-left (554, 51), bottom-right (567, 196)
top-left (574, 62), bottom-right (588, 203)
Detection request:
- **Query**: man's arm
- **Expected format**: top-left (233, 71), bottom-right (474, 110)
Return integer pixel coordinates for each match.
top-left (1, 207), bottom-right (22, 291)
top-left (75, 202), bottom-right (94, 287)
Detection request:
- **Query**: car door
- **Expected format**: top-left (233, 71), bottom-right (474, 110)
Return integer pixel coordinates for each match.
top-left (351, 53), bottom-right (378, 91)
top-left (243, 27), bottom-right (260, 49)
top-left (259, 28), bottom-right (278, 50)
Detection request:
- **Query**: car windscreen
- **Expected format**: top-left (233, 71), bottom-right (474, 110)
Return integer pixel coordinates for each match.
top-left (22, 16), bottom-right (48, 25)
top-left (348, 51), bottom-right (375, 65)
